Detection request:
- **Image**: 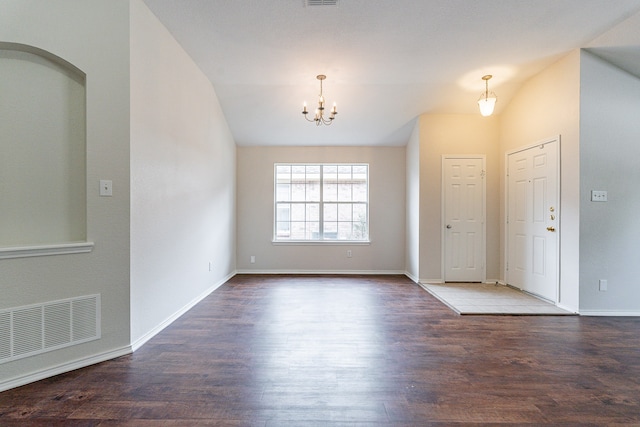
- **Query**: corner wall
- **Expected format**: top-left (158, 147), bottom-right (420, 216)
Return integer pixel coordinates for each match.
top-left (405, 122), bottom-right (420, 282)
top-left (130, 0), bottom-right (236, 346)
top-left (578, 50), bottom-right (640, 314)
top-left (499, 50), bottom-right (581, 312)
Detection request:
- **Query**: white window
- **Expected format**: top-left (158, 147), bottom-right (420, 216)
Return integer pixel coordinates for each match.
top-left (274, 163), bottom-right (369, 242)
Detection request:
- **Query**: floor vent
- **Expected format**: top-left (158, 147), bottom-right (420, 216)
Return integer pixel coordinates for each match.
top-left (305, 0), bottom-right (338, 7)
top-left (0, 295), bottom-right (100, 364)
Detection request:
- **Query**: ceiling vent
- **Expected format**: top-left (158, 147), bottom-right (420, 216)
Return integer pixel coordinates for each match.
top-left (305, 0), bottom-right (338, 7)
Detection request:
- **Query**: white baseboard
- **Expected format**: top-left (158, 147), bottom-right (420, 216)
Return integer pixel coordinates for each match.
top-left (0, 345), bottom-right (132, 393)
top-left (420, 279), bottom-right (444, 284)
top-left (578, 310), bottom-right (640, 317)
top-left (131, 271), bottom-right (235, 352)
top-left (235, 269), bottom-right (406, 275)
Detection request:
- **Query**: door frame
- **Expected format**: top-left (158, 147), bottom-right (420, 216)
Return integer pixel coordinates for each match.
top-left (441, 155), bottom-right (487, 283)
top-left (504, 136), bottom-right (560, 302)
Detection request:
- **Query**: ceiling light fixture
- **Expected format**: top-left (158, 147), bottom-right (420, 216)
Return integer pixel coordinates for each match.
top-left (478, 75), bottom-right (497, 117)
top-left (302, 74), bottom-right (337, 126)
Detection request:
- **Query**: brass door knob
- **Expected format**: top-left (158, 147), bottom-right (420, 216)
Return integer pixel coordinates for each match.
top-left (546, 226), bottom-right (556, 232)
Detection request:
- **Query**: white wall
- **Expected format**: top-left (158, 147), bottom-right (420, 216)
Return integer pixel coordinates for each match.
top-left (0, 0), bottom-right (132, 387)
top-left (418, 114), bottom-right (500, 283)
top-left (405, 122), bottom-right (420, 282)
top-left (130, 0), bottom-right (236, 346)
top-left (578, 50), bottom-right (640, 314)
top-left (236, 146), bottom-right (405, 273)
top-left (499, 50), bottom-right (581, 312)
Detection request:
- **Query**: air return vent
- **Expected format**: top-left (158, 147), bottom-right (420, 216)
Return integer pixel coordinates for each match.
top-left (0, 295), bottom-right (100, 364)
top-left (305, 0), bottom-right (338, 7)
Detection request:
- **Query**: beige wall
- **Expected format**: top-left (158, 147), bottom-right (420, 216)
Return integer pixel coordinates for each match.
top-left (417, 114), bottom-right (500, 283)
top-left (499, 50), bottom-right (581, 311)
top-left (237, 146), bottom-right (406, 273)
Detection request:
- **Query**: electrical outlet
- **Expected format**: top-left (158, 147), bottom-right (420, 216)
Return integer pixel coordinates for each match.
top-left (347, 250), bottom-right (352, 258)
top-left (599, 279), bottom-right (608, 291)
top-left (209, 261), bottom-right (212, 271)
top-left (591, 190), bottom-right (607, 202)
top-left (250, 255), bottom-right (256, 264)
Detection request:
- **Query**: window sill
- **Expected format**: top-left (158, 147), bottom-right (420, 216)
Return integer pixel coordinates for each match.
top-left (272, 240), bottom-right (371, 246)
top-left (0, 242), bottom-right (95, 259)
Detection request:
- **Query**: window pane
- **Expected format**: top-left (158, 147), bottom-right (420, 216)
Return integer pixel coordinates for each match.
top-left (338, 204), bottom-right (352, 221)
top-left (291, 222), bottom-right (306, 239)
top-left (323, 221), bottom-right (337, 240)
top-left (276, 203), bottom-right (290, 220)
top-left (307, 203), bottom-right (319, 221)
top-left (323, 165), bottom-right (337, 202)
top-left (291, 204), bottom-right (305, 221)
top-left (338, 182), bottom-right (352, 201)
top-left (338, 165), bottom-right (352, 176)
top-left (276, 221), bottom-right (290, 238)
top-left (291, 182), bottom-right (306, 201)
top-left (338, 222), bottom-right (352, 240)
top-left (324, 203), bottom-right (337, 221)
top-left (307, 221), bottom-right (319, 240)
top-left (276, 165), bottom-right (291, 175)
top-left (353, 203), bottom-right (367, 221)
top-left (353, 165), bottom-right (367, 176)
top-left (307, 166), bottom-right (320, 201)
top-left (276, 183), bottom-right (290, 201)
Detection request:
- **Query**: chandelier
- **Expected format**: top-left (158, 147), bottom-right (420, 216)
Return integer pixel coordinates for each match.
top-left (477, 74), bottom-right (497, 117)
top-left (302, 74), bottom-right (337, 126)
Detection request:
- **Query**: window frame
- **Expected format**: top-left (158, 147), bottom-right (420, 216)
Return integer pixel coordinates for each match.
top-left (273, 163), bottom-right (370, 244)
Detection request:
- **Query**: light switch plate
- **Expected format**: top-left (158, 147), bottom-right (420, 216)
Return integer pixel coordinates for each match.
top-left (100, 180), bottom-right (113, 197)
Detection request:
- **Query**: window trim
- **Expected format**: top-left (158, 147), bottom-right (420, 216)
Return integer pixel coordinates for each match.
top-left (273, 163), bottom-right (370, 243)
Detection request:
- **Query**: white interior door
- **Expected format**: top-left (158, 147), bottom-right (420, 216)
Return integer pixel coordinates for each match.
top-left (443, 156), bottom-right (485, 282)
top-left (506, 138), bottom-right (559, 302)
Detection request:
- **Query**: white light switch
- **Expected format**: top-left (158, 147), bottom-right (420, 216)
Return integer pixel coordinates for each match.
top-left (591, 190), bottom-right (607, 202)
top-left (100, 180), bottom-right (113, 197)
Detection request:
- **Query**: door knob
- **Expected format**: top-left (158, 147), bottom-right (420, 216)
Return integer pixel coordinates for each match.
top-left (446, 224), bottom-right (452, 229)
top-left (546, 226), bottom-right (555, 232)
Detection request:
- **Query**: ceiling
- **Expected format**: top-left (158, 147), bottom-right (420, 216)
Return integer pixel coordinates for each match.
top-left (142, 0), bottom-right (640, 147)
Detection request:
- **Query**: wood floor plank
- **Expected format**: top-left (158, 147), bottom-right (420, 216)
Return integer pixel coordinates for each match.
top-left (1, 274), bottom-right (639, 425)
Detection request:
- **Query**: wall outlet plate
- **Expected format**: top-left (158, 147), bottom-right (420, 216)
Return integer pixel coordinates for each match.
top-left (591, 190), bottom-right (607, 202)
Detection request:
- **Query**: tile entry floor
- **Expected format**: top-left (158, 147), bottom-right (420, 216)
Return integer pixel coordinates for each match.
top-left (421, 282), bottom-right (575, 315)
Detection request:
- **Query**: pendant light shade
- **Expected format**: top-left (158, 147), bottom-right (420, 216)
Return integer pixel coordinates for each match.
top-left (477, 75), bottom-right (497, 117)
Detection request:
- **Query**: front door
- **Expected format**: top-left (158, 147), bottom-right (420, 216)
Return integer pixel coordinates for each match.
top-left (506, 138), bottom-right (559, 301)
top-left (443, 156), bottom-right (485, 282)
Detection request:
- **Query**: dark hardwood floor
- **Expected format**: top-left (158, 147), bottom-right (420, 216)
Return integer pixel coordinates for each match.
top-left (1, 274), bottom-right (640, 426)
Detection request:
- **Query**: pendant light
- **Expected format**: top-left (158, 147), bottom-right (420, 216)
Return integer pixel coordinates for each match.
top-left (477, 75), bottom-right (497, 117)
